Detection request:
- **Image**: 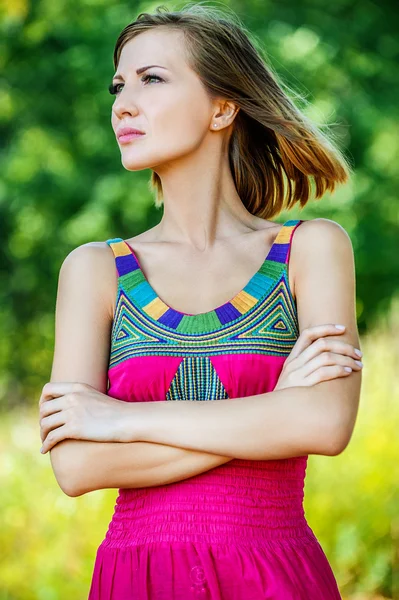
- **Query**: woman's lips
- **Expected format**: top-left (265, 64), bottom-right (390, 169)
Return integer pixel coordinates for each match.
top-left (118, 133), bottom-right (145, 144)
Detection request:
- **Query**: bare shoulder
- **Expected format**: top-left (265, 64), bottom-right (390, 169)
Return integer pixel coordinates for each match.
top-left (290, 218), bottom-right (354, 296)
top-left (60, 241), bottom-right (118, 321)
top-left (293, 217), bottom-right (352, 245)
top-left (63, 240), bottom-right (116, 265)
top-left (289, 217), bottom-right (358, 338)
top-left (291, 217), bottom-right (353, 264)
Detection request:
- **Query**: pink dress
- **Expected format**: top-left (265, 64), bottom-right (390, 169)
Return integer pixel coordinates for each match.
top-left (88, 218), bottom-right (342, 599)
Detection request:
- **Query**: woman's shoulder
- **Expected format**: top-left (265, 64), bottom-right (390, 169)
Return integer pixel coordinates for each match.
top-left (293, 217), bottom-right (352, 253)
top-left (292, 216), bottom-right (353, 280)
top-left (59, 241), bottom-right (120, 320)
top-left (289, 218), bottom-right (354, 300)
top-left (62, 240), bottom-right (117, 272)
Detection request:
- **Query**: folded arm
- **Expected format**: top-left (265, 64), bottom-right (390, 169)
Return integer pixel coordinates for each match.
top-left (45, 241), bottom-right (232, 497)
top-left (51, 438), bottom-right (232, 497)
top-left (121, 219), bottom-right (361, 459)
top-left (44, 219), bottom-right (362, 494)
top-left (122, 376), bottom-right (359, 459)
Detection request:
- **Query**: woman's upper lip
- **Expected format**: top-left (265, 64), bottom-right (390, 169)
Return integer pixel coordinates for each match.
top-left (117, 127), bottom-right (145, 138)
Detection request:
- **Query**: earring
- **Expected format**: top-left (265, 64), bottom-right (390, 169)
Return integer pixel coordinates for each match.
top-left (213, 123), bottom-right (218, 128)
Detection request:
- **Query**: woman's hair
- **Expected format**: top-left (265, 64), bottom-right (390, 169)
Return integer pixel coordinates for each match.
top-left (111, 3), bottom-right (352, 219)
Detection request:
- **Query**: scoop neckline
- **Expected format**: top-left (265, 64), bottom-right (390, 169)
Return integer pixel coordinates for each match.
top-left (121, 221), bottom-right (290, 318)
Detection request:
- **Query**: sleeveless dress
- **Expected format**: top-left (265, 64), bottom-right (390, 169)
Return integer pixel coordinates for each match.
top-left (88, 218), bottom-right (342, 600)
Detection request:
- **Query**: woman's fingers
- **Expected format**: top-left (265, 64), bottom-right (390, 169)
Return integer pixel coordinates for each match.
top-left (300, 351), bottom-right (363, 379)
top-left (39, 397), bottom-right (64, 441)
top-left (39, 397), bottom-right (63, 420)
top-left (41, 424), bottom-right (70, 454)
top-left (301, 364), bottom-right (357, 387)
top-left (38, 381), bottom-right (87, 407)
top-left (275, 324), bottom-right (363, 391)
top-left (290, 339), bottom-right (362, 371)
top-left (40, 411), bottom-right (66, 442)
top-left (287, 324), bottom-right (346, 362)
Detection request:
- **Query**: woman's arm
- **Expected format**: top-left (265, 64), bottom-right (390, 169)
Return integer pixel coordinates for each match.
top-left (51, 438), bottom-right (232, 497)
top-left (46, 242), bottom-right (231, 497)
top-left (46, 218), bottom-right (361, 491)
top-left (114, 219), bottom-right (363, 459)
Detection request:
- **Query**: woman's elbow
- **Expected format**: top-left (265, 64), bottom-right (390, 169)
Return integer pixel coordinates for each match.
top-left (58, 477), bottom-right (81, 497)
top-left (318, 377), bottom-right (361, 456)
top-left (49, 440), bottom-right (85, 497)
top-left (323, 409), bottom-right (358, 456)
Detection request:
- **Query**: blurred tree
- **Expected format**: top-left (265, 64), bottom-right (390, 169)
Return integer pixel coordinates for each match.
top-left (0, 0), bottom-right (398, 409)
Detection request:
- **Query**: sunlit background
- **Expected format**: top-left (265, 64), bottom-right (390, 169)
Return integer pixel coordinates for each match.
top-left (0, 0), bottom-right (398, 598)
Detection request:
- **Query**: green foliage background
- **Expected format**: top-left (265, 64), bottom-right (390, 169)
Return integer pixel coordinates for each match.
top-left (0, 0), bottom-right (398, 598)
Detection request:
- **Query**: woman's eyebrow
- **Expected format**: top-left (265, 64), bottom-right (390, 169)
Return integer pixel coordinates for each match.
top-left (112, 65), bottom-right (169, 80)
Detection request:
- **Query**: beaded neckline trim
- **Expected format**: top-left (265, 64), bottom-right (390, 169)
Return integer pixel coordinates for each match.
top-left (106, 219), bottom-right (302, 333)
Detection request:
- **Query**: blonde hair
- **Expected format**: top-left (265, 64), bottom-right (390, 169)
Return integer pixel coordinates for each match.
top-left (112, 3), bottom-right (352, 218)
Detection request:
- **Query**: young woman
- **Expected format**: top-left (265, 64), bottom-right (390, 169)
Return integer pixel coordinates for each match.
top-left (39, 5), bottom-right (363, 599)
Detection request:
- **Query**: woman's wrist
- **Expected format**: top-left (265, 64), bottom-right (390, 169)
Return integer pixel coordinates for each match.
top-left (115, 399), bottom-right (154, 443)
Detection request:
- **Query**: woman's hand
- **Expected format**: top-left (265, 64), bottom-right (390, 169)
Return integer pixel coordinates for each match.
top-left (39, 382), bottom-right (131, 454)
top-left (275, 324), bottom-right (363, 391)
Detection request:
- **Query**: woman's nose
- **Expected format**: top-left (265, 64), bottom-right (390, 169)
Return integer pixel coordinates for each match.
top-left (112, 90), bottom-right (139, 119)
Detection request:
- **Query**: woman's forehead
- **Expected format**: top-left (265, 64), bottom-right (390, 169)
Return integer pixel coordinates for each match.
top-left (117, 28), bottom-right (184, 71)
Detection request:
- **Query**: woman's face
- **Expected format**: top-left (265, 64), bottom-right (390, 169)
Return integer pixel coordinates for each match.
top-left (110, 28), bottom-right (216, 172)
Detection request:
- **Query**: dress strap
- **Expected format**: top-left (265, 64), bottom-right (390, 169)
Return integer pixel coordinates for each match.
top-left (105, 237), bottom-right (141, 278)
top-left (267, 219), bottom-right (304, 265)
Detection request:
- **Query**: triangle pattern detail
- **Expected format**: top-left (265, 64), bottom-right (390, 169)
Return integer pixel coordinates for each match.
top-left (166, 356), bottom-right (229, 401)
top-left (236, 276), bottom-right (298, 341)
top-left (271, 319), bottom-right (288, 331)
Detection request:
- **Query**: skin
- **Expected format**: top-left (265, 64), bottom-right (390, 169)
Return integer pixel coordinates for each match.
top-left (111, 27), bottom-right (281, 313)
top-left (39, 28), bottom-right (362, 497)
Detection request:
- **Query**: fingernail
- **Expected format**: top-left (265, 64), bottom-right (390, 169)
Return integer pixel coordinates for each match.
top-left (344, 367), bottom-right (352, 372)
top-left (335, 324), bottom-right (345, 330)
top-left (354, 348), bottom-right (363, 357)
top-left (355, 360), bottom-right (363, 367)
top-left (40, 447), bottom-right (44, 453)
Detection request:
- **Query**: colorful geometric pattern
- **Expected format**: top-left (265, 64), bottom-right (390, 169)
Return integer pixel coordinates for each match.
top-left (105, 219), bottom-right (303, 379)
top-left (105, 219), bottom-right (303, 373)
top-left (165, 355), bottom-right (230, 401)
top-left (108, 220), bottom-right (300, 323)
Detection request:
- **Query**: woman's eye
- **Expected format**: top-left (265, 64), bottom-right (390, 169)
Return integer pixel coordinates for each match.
top-left (108, 73), bottom-right (164, 95)
top-left (108, 82), bottom-right (123, 95)
top-left (141, 73), bottom-right (164, 85)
